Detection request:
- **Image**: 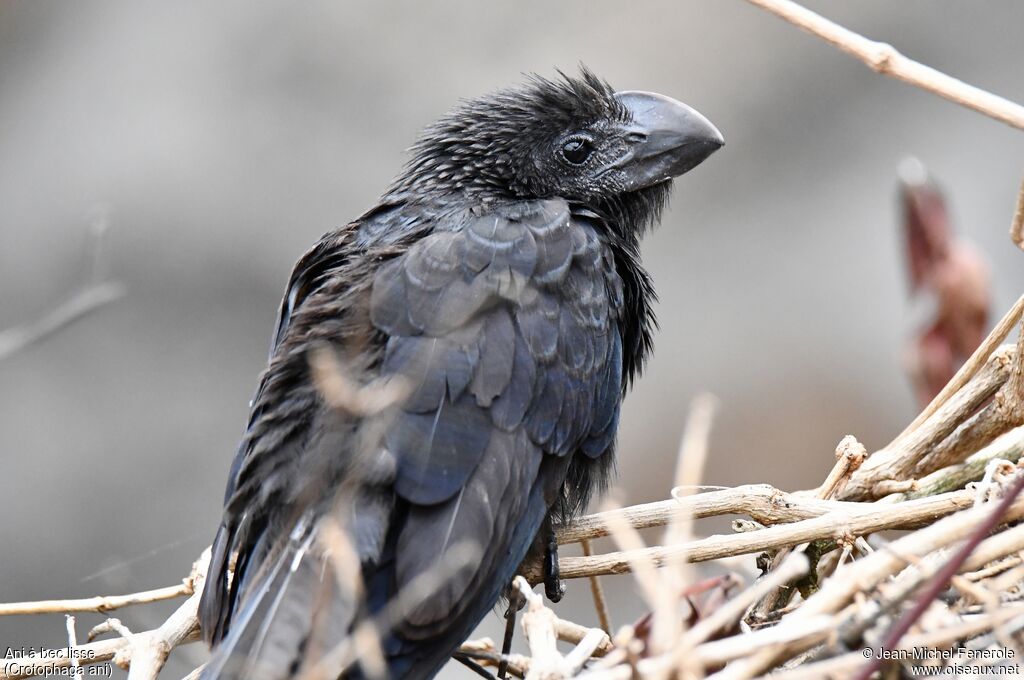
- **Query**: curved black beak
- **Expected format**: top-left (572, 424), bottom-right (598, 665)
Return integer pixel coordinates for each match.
top-left (613, 91), bottom-right (723, 191)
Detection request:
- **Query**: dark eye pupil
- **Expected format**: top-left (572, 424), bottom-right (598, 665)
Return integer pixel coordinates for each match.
top-left (562, 138), bottom-right (592, 165)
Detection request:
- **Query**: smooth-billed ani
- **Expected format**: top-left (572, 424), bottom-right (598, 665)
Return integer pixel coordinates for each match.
top-left (198, 68), bottom-right (722, 679)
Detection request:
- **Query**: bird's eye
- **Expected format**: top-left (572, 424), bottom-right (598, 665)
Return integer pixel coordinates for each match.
top-left (560, 136), bottom-right (593, 165)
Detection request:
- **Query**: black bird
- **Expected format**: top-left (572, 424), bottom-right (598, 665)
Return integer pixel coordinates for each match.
top-left (198, 69), bottom-right (722, 679)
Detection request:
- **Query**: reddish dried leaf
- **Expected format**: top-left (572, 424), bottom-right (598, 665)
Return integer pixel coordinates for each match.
top-left (900, 162), bottom-right (991, 406)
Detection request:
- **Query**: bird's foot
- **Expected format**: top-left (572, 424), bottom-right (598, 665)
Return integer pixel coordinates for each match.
top-left (544, 525), bottom-right (565, 603)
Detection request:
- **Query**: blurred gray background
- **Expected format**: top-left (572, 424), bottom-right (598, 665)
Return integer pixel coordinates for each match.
top-left (2, 1), bottom-right (1023, 677)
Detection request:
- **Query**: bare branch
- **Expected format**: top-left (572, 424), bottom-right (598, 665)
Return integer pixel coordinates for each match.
top-left (529, 487), bottom-right (981, 583)
top-left (842, 343), bottom-right (1016, 500)
top-left (744, 0), bottom-right (1024, 130)
top-left (580, 539), bottom-right (612, 634)
top-left (0, 217), bottom-right (125, 362)
top-left (0, 282), bottom-right (125, 362)
top-left (710, 489), bottom-right (1024, 679)
top-left (555, 484), bottom-right (854, 546)
top-left (0, 582), bottom-right (193, 617)
top-left (1, 550), bottom-right (209, 680)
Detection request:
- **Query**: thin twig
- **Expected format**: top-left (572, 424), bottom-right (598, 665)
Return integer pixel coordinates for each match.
top-left (661, 393), bottom-right (717, 669)
top-left (0, 218), bottom-right (125, 362)
top-left (1, 550), bottom-right (208, 680)
top-left (743, 0), bottom-right (1024, 130)
top-left (710, 489), bottom-right (1024, 680)
top-left (852, 473), bottom-right (1024, 679)
top-left (0, 282), bottom-right (125, 362)
top-left (757, 606), bottom-right (1024, 680)
top-left (65, 616), bottom-right (82, 680)
top-left (513, 577), bottom-right (609, 680)
top-left (458, 639), bottom-right (530, 679)
top-left (903, 423), bottom-right (1024, 499)
top-left (181, 664), bottom-right (206, 680)
top-left (580, 539), bottom-right (612, 634)
top-left (124, 586), bottom-right (204, 680)
top-left (898, 297), bottom-right (1024, 447)
top-left (909, 322), bottom-right (1024, 476)
top-left (0, 582), bottom-right (193, 617)
top-left (752, 437), bottom-right (868, 618)
top-left (816, 436), bottom-right (868, 501)
top-left (557, 484), bottom-right (863, 546)
top-left (596, 497), bottom-right (671, 654)
top-left (529, 488), bottom-right (979, 582)
top-left (843, 342), bottom-right (1017, 500)
top-left (683, 553), bottom-right (809, 647)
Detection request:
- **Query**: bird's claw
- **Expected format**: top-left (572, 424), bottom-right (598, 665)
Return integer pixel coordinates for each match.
top-left (544, 527), bottom-right (565, 603)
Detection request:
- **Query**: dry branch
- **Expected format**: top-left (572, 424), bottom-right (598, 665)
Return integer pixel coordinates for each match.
top-left (904, 424), bottom-right (1024, 499)
top-left (743, 0), bottom-right (1024, 130)
top-left (911, 326), bottom-right (1024, 475)
top-left (842, 344), bottom-right (1015, 500)
top-left (8, 453), bottom-right (1024, 678)
top-left (0, 219), bottom-right (125, 362)
top-left (556, 484), bottom-right (855, 545)
top-left (711, 490), bottom-right (1024, 679)
top-left (1, 550), bottom-right (208, 680)
top-left (0, 582), bottom-right (193, 617)
top-left (529, 487), bottom-right (979, 583)
top-left (682, 553), bottom-right (809, 647)
top-left (0, 282), bottom-right (125, 362)
top-left (760, 605), bottom-right (1024, 680)
top-left (750, 436), bottom-right (867, 619)
top-left (854, 470), bottom-right (1024, 680)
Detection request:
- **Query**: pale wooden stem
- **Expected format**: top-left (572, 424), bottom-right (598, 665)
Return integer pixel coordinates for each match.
top-left (959, 521), bottom-right (1024, 573)
top-left (124, 588), bottom-right (204, 680)
top-left (912, 325), bottom-right (1024, 476)
top-left (513, 577), bottom-right (610, 680)
top-left (753, 437), bottom-right (867, 618)
top-left (695, 615), bottom-right (834, 668)
top-left (683, 553), bottom-right (809, 647)
top-left (841, 344), bottom-right (1014, 500)
top-left (580, 539), bottom-right (612, 634)
top-left (900, 298), bottom-right (1024, 445)
top-left (0, 583), bottom-right (193, 617)
top-left (531, 489), bottom-right (977, 583)
top-left (1, 550), bottom-right (209, 680)
top-left (743, 0), bottom-right (1024, 130)
top-left (904, 424), bottom-right (1024, 499)
top-left (0, 282), bottom-right (125, 362)
top-left (556, 484), bottom-right (861, 546)
top-left (709, 495), bottom-right (1024, 679)
top-left (815, 436), bottom-right (868, 500)
top-left (755, 605), bottom-right (1024, 680)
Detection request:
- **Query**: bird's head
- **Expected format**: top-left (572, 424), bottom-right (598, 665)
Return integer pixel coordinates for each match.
top-left (393, 68), bottom-right (723, 230)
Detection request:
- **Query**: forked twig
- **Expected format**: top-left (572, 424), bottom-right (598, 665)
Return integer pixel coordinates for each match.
top-left (0, 218), bottom-right (125, 362)
top-left (0, 282), bottom-right (125, 362)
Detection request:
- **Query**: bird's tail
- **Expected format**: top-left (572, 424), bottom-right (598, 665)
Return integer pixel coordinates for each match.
top-left (200, 513), bottom-right (362, 680)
